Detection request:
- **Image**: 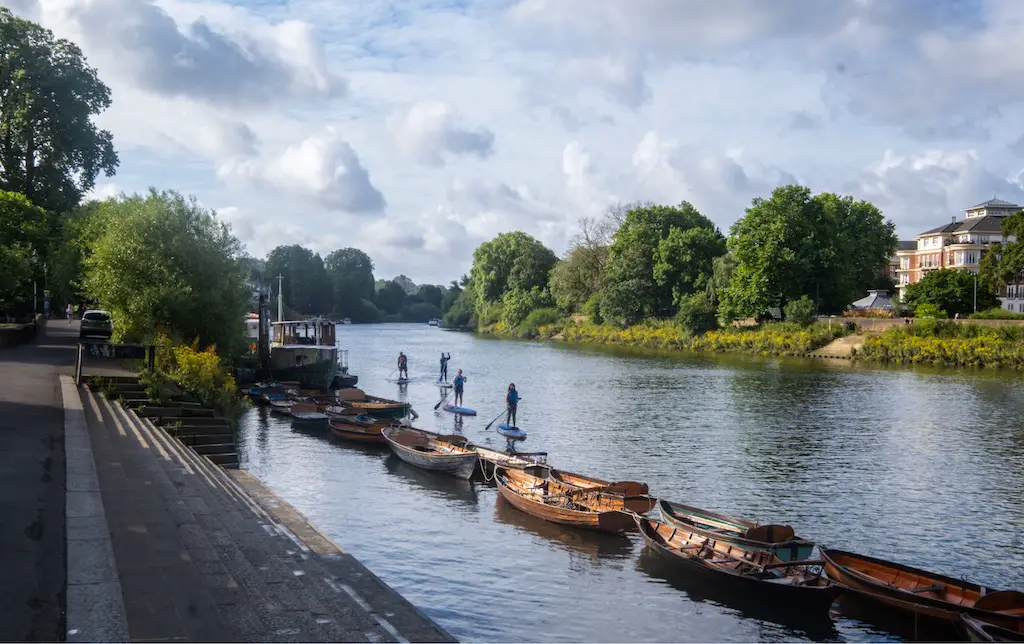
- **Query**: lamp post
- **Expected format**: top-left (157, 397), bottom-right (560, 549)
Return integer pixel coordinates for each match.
top-left (974, 272), bottom-right (978, 314)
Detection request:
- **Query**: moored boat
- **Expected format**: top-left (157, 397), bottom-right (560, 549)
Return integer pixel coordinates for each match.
top-left (473, 445), bottom-right (548, 479)
top-left (269, 318), bottom-right (340, 390)
top-left (381, 427), bottom-right (478, 479)
top-left (269, 399), bottom-right (297, 414)
top-left (959, 614), bottom-right (1024, 642)
top-left (822, 549), bottom-right (1024, 634)
top-left (286, 402), bottom-right (329, 425)
top-left (337, 388), bottom-right (411, 419)
top-left (328, 415), bottom-right (394, 444)
top-left (635, 514), bottom-right (838, 612)
top-left (526, 464), bottom-right (654, 511)
top-left (658, 499), bottom-right (815, 562)
top-left (494, 467), bottom-right (652, 533)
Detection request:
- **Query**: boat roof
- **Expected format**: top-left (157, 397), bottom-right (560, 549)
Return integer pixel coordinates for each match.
top-left (272, 319), bottom-right (333, 325)
top-left (273, 344), bottom-right (338, 350)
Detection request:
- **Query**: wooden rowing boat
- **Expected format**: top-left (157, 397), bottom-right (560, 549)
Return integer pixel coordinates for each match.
top-left (343, 397), bottom-right (410, 419)
top-left (494, 467), bottom-right (650, 533)
top-left (472, 445), bottom-right (548, 479)
top-left (959, 614), bottom-right (1024, 642)
top-left (524, 464), bottom-right (655, 512)
top-left (328, 415), bottom-right (393, 444)
top-left (269, 399), bottom-right (296, 414)
top-left (658, 499), bottom-right (815, 562)
top-left (381, 427), bottom-right (478, 479)
top-left (822, 549), bottom-right (1024, 634)
top-left (286, 402), bottom-right (328, 424)
top-left (636, 514), bottom-right (838, 611)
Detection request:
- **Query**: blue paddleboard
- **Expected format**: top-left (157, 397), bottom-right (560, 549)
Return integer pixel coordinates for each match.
top-left (443, 404), bottom-right (477, 416)
top-left (437, 381), bottom-right (453, 388)
top-left (497, 425), bottom-right (527, 440)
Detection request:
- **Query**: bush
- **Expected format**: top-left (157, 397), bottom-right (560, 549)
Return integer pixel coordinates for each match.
top-left (675, 292), bottom-right (718, 335)
top-left (583, 294), bottom-right (603, 325)
top-left (970, 307), bottom-right (1024, 320)
top-left (442, 289), bottom-right (475, 329)
top-left (500, 287), bottom-right (553, 328)
top-left (859, 322), bottom-right (1024, 368)
top-left (783, 295), bottom-right (817, 327)
top-left (518, 307), bottom-right (563, 338)
top-left (915, 303), bottom-right (947, 319)
top-left (152, 331), bottom-right (242, 417)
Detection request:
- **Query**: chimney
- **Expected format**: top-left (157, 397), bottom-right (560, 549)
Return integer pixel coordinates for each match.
top-left (952, 215), bottom-right (957, 224)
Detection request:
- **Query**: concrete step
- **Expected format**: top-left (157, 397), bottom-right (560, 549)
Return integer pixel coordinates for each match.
top-left (138, 406), bottom-right (216, 418)
top-left (206, 453), bottom-right (240, 467)
top-left (160, 417), bottom-right (231, 428)
top-left (177, 432), bottom-right (235, 447)
top-left (193, 443), bottom-right (237, 456)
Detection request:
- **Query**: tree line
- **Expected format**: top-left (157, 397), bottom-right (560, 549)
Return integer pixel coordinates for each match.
top-left (444, 187), bottom-right (902, 333)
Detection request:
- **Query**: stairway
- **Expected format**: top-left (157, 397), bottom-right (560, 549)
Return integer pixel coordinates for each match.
top-left (79, 384), bottom-right (453, 643)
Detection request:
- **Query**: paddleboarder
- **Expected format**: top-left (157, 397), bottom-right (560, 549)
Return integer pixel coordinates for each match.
top-left (453, 369), bottom-right (467, 407)
top-left (505, 383), bottom-right (519, 428)
top-left (397, 351), bottom-right (408, 380)
top-left (439, 352), bottom-right (451, 382)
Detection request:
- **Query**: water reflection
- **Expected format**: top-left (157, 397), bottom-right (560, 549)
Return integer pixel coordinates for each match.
top-left (238, 323), bottom-right (1024, 643)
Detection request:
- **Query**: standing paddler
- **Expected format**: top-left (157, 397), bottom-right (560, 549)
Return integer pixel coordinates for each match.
top-left (439, 352), bottom-right (451, 382)
top-left (397, 351), bottom-right (408, 380)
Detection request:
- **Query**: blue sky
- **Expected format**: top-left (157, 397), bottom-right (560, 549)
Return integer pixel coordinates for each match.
top-left (6, 0), bottom-right (1024, 285)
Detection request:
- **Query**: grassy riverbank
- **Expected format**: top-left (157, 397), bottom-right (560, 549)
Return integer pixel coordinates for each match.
top-left (480, 319), bottom-right (847, 356)
top-left (856, 322), bottom-right (1024, 368)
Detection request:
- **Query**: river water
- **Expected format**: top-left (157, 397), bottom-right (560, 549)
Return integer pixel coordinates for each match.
top-left (237, 323), bottom-right (1024, 642)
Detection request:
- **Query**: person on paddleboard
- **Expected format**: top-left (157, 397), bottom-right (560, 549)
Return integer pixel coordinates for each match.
top-left (397, 352), bottom-right (408, 380)
top-left (453, 369), bottom-right (466, 407)
top-left (505, 383), bottom-right (519, 428)
top-left (439, 352), bottom-right (451, 382)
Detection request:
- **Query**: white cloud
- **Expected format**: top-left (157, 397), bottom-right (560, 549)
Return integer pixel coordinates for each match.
top-left (5, 0), bottom-right (1024, 285)
top-left (388, 101), bottom-right (495, 167)
top-left (219, 128), bottom-right (385, 215)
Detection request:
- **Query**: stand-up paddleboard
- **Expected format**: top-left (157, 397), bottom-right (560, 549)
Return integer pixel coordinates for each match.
top-left (497, 425), bottom-right (527, 441)
top-left (443, 404), bottom-right (477, 416)
top-left (387, 377), bottom-right (412, 384)
top-left (436, 380), bottom-right (453, 388)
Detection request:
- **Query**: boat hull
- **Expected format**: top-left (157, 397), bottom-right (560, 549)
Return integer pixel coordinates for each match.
top-left (959, 614), bottom-right (1024, 642)
top-left (328, 418), bottom-right (389, 444)
top-left (659, 499), bottom-right (815, 562)
top-left (345, 400), bottom-right (411, 419)
top-left (822, 550), bottom-right (1024, 634)
top-left (382, 428), bottom-right (478, 479)
top-left (494, 468), bottom-right (638, 533)
top-left (637, 515), bottom-right (839, 613)
top-left (270, 353), bottom-right (337, 391)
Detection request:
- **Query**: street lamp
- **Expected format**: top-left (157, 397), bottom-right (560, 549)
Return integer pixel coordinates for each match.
top-left (974, 272), bottom-right (978, 314)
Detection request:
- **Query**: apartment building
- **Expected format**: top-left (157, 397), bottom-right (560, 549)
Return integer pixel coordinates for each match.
top-left (895, 198), bottom-right (1021, 307)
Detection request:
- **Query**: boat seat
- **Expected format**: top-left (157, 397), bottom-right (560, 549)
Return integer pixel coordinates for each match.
top-left (904, 584), bottom-right (944, 595)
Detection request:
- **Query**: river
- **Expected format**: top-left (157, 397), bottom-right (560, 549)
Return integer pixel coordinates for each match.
top-left (236, 323), bottom-right (1024, 642)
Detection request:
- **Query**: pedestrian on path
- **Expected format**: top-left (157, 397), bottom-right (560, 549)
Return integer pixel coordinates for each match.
top-left (65, 303), bottom-right (74, 326)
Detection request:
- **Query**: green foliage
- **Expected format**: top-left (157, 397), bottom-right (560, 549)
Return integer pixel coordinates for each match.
top-left (675, 292), bottom-right (719, 335)
top-left (470, 231), bottom-right (557, 311)
top-left (517, 307), bottom-right (563, 338)
top-left (441, 288), bottom-right (475, 329)
top-left (0, 191), bottom-right (48, 315)
top-left (783, 295), bottom-right (817, 326)
top-left (264, 245), bottom-right (330, 315)
top-left (914, 303), bottom-right (947, 319)
top-left (173, 342), bottom-right (239, 414)
top-left (720, 186), bottom-right (896, 319)
top-left (441, 279), bottom-right (464, 315)
top-left (0, 9), bottom-right (118, 212)
top-left (604, 202), bottom-right (725, 323)
top-left (970, 307), bottom-right (1024, 320)
top-left (417, 284), bottom-right (443, 308)
top-left (323, 247), bottom-right (375, 319)
top-left (980, 211), bottom-right (1024, 296)
top-left (859, 323), bottom-right (1024, 368)
top-left (400, 302), bottom-right (442, 323)
top-left (375, 280), bottom-right (406, 315)
top-left (583, 293), bottom-right (603, 324)
top-left (902, 269), bottom-right (997, 318)
top-left (501, 286), bottom-right (553, 328)
top-left (81, 189), bottom-right (249, 357)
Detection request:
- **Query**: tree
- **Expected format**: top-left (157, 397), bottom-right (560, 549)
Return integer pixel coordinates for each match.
top-left (442, 288), bottom-right (474, 328)
top-left (324, 247), bottom-right (375, 319)
top-left (902, 268), bottom-right (997, 318)
top-left (602, 201), bottom-right (724, 325)
top-left (675, 292), bottom-right (718, 335)
top-left (549, 214), bottom-right (617, 313)
top-left (264, 245), bottom-right (330, 315)
top-left (417, 284), bottom-right (443, 308)
top-left (719, 185), bottom-right (896, 320)
top-left (469, 231), bottom-right (557, 314)
top-left (783, 295), bottom-right (817, 326)
top-left (375, 280), bottom-right (406, 315)
top-left (980, 211), bottom-right (1024, 295)
top-left (441, 279), bottom-right (463, 314)
top-left (392, 274), bottom-right (418, 295)
top-left (0, 190), bottom-right (47, 315)
top-left (81, 189), bottom-right (248, 356)
top-left (0, 9), bottom-right (118, 212)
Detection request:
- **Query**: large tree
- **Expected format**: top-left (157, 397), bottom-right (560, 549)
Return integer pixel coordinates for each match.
top-left (549, 214), bottom-right (619, 313)
top-left (264, 245), bottom-right (330, 315)
top-left (980, 211), bottom-right (1024, 296)
top-left (324, 247), bottom-right (375, 319)
top-left (375, 280), bottom-right (406, 315)
top-left (81, 190), bottom-right (248, 355)
top-left (0, 190), bottom-right (46, 315)
top-left (469, 231), bottom-right (557, 313)
top-left (602, 201), bottom-right (725, 325)
top-left (720, 185), bottom-right (896, 320)
top-left (903, 268), bottom-right (998, 317)
top-left (0, 9), bottom-right (118, 212)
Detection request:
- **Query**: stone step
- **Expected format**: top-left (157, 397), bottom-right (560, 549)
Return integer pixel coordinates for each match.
top-left (138, 406), bottom-right (216, 418)
top-left (177, 432), bottom-right (235, 447)
top-left (193, 443), bottom-right (237, 456)
top-left (160, 417), bottom-right (231, 428)
top-left (206, 453), bottom-right (240, 467)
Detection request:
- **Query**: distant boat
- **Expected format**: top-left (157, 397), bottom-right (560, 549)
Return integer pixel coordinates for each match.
top-left (342, 318), bottom-right (352, 325)
top-left (428, 318), bottom-right (440, 326)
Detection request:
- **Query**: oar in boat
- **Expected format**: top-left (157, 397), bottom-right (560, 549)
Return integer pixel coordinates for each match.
top-left (433, 388), bottom-right (455, 411)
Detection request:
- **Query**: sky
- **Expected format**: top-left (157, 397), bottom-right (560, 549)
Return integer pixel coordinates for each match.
top-left (5, 0), bottom-right (1024, 286)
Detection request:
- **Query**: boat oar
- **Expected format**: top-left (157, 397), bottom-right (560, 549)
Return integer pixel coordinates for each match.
top-left (433, 389), bottom-right (454, 411)
top-left (483, 407), bottom-right (507, 432)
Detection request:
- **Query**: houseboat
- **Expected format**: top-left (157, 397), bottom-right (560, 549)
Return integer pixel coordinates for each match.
top-left (270, 318), bottom-right (338, 390)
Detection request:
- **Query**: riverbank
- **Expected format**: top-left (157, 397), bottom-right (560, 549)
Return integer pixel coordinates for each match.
top-left (478, 317), bottom-right (1024, 369)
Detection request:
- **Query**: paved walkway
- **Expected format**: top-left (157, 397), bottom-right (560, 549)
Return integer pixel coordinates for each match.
top-left (2, 321), bottom-right (455, 642)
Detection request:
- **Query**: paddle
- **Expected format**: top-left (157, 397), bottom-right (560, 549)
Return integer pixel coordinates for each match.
top-left (433, 389), bottom-right (454, 411)
top-left (484, 406), bottom-right (509, 430)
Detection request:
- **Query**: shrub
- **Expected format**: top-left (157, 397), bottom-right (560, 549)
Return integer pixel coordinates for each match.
top-left (675, 292), bottom-right (718, 335)
top-left (783, 295), bottom-right (817, 327)
top-left (970, 307), bottom-right (1024, 320)
top-left (518, 307), bottom-right (563, 338)
top-left (915, 303), bottom-right (947, 319)
top-left (583, 294), bottom-right (603, 325)
top-left (152, 331), bottom-right (241, 417)
top-left (501, 286), bottom-right (553, 328)
top-left (442, 290), bottom-right (475, 329)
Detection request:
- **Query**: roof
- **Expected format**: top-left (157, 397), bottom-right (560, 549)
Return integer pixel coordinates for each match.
top-left (967, 198), bottom-right (1020, 210)
top-left (849, 290), bottom-right (894, 311)
top-left (919, 221), bottom-right (961, 236)
top-left (897, 240), bottom-right (917, 250)
top-left (955, 215), bottom-right (1006, 234)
